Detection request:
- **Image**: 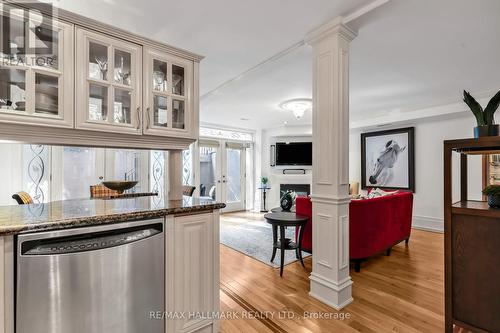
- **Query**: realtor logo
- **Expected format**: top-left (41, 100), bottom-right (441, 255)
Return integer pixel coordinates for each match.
top-left (0, 1), bottom-right (58, 63)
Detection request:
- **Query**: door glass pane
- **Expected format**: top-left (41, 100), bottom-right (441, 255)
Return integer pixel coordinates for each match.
top-left (32, 20), bottom-right (59, 70)
top-left (35, 73), bottom-right (58, 116)
top-left (199, 146), bottom-right (217, 200)
top-left (226, 148), bottom-right (242, 203)
top-left (0, 8), bottom-right (27, 61)
top-left (152, 59), bottom-right (167, 92)
top-left (89, 84), bottom-right (108, 121)
top-left (114, 49), bottom-right (131, 86)
top-left (62, 147), bottom-right (100, 200)
top-left (113, 88), bottom-right (131, 124)
top-left (172, 99), bottom-right (185, 129)
top-left (89, 42), bottom-right (108, 81)
top-left (0, 68), bottom-right (26, 111)
top-left (172, 65), bottom-right (184, 95)
top-left (153, 95), bottom-right (168, 127)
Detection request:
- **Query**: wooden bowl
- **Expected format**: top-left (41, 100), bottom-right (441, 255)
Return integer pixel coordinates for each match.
top-left (102, 181), bottom-right (138, 194)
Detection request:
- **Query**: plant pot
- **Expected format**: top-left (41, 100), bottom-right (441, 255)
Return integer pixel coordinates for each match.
top-left (474, 125), bottom-right (499, 138)
top-left (487, 194), bottom-right (500, 208)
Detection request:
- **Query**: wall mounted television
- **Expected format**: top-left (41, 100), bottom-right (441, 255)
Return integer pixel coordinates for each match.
top-left (275, 142), bottom-right (312, 166)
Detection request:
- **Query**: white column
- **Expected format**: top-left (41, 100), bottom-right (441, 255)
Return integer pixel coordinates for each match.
top-left (306, 17), bottom-right (357, 310)
top-left (168, 150), bottom-right (183, 200)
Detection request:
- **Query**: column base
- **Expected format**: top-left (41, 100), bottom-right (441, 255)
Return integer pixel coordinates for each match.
top-left (309, 272), bottom-right (353, 310)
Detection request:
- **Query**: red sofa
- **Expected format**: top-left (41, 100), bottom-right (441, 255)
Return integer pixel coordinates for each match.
top-left (295, 191), bottom-right (413, 272)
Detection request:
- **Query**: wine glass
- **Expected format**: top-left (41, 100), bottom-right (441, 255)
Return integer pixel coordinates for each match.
top-left (153, 71), bottom-right (165, 91)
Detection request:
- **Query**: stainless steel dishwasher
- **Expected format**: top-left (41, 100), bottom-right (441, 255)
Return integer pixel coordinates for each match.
top-left (16, 218), bottom-right (165, 333)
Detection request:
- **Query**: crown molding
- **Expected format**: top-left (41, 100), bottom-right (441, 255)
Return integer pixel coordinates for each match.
top-left (305, 17), bottom-right (358, 45)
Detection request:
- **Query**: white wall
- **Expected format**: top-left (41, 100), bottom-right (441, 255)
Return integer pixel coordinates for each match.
top-left (349, 113), bottom-right (482, 232)
top-left (259, 126), bottom-right (313, 210)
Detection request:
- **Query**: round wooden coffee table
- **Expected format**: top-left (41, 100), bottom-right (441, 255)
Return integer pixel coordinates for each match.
top-left (264, 212), bottom-right (309, 277)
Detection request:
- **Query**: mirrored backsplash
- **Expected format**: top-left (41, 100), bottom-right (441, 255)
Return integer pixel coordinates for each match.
top-left (0, 143), bottom-right (194, 206)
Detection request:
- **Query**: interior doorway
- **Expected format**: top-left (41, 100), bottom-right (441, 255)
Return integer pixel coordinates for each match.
top-left (199, 140), bottom-right (246, 212)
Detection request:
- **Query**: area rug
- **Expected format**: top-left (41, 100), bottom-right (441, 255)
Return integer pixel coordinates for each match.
top-left (219, 214), bottom-right (311, 268)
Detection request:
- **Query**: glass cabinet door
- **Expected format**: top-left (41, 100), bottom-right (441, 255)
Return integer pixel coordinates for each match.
top-left (143, 47), bottom-right (191, 137)
top-left (0, 4), bottom-right (73, 127)
top-left (76, 28), bottom-right (142, 135)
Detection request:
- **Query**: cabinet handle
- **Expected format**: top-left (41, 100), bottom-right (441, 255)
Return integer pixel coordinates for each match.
top-left (136, 107), bottom-right (141, 129)
top-left (146, 107), bottom-right (151, 129)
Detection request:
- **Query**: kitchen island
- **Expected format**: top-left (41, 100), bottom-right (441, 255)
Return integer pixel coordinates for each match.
top-left (0, 196), bottom-right (225, 333)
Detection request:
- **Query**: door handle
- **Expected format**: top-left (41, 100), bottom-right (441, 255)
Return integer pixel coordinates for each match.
top-left (136, 107), bottom-right (141, 129)
top-left (222, 180), bottom-right (226, 183)
top-left (146, 107), bottom-right (151, 129)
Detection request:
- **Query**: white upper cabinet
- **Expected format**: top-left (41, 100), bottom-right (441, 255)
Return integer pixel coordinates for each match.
top-left (76, 28), bottom-right (142, 135)
top-left (143, 47), bottom-right (194, 138)
top-left (0, 5), bottom-right (74, 128)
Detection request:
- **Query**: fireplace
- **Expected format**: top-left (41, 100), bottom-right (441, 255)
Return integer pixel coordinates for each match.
top-left (280, 184), bottom-right (311, 198)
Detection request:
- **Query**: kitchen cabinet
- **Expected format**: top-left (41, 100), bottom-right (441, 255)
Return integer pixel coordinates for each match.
top-left (0, 6), bottom-right (74, 128)
top-left (143, 47), bottom-right (194, 138)
top-left (75, 27), bottom-right (142, 135)
top-left (166, 212), bottom-right (220, 333)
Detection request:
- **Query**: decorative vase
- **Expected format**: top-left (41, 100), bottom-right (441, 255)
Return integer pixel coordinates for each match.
top-left (474, 124), bottom-right (499, 138)
top-left (280, 191), bottom-right (294, 211)
top-left (487, 194), bottom-right (500, 208)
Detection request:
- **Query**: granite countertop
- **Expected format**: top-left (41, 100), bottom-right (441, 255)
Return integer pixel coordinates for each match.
top-left (0, 196), bottom-right (226, 236)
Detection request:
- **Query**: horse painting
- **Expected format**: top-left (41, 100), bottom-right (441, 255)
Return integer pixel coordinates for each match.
top-left (368, 140), bottom-right (406, 186)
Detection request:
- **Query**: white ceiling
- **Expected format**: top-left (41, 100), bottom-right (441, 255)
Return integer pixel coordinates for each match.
top-left (56, 0), bottom-right (500, 131)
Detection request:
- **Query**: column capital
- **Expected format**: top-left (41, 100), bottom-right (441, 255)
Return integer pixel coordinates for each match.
top-left (305, 16), bottom-right (358, 45)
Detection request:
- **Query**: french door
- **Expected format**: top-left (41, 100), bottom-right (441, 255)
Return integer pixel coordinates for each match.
top-left (199, 140), bottom-right (246, 212)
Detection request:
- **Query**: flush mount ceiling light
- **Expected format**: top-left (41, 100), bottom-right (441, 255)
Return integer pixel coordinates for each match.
top-left (279, 98), bottom-right (312, 119)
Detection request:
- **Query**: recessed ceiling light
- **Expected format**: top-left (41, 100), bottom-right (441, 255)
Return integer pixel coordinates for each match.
top-left (279, 98), bottom-right (312, 119)
top-left (284, 121), bottom-right (288, 125)
top-left (240, 117), bottom-right (250, 121)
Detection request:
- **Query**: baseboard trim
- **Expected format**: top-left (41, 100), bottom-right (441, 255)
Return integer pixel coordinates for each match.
top-left (412, 215), bottom-right (444, 233)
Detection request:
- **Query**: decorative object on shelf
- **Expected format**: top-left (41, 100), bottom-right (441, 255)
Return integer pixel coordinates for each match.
top-left (482, 185), bottom-right (500, 208)
top-left (280, 190), bottom-right (296, 211)
top-left (463, 90), bottom-right (500, 138)
top-left (101, 180), bottom-right (138, 194)
top-left (361, 127), bottom-right (415, 192)
top-left (95, 57), bottom-right (108, 80)
top-left (279, 98), bottom-right (312, 119)
top-left (153, 70), bottom-right (166, 91)
top-left (282, 169), bottom-right (306, 175)
top-left (261, 176), bottom-right (268, 187)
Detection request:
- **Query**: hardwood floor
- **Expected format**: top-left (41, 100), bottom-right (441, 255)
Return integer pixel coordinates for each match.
top-left (219, 211), bottom-right (445, 333)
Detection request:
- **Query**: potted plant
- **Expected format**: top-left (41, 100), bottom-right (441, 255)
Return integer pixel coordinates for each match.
top-left (260, 176), bottom-right (269, 188)
top-left (482, 185), bottom-right (500, 208)
top-left (463, 90), bottom-right (500, 138)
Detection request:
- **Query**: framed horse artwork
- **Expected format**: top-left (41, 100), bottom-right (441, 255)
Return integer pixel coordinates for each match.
top-left (361, 127), bottom-right (415, 192)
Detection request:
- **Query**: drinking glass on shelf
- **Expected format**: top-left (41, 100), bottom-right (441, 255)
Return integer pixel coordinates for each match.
top-left (153, 71), bottom-right (165, 91)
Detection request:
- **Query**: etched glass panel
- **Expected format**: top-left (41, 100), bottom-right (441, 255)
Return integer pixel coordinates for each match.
top-left (150, 151), bottom-right (165, 203)
top-left (182, 145), bottom-right (193, 186)
top-left (22, 144), bottom-right (50, 203)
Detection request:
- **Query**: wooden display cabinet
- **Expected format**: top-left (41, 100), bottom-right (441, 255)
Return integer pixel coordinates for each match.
top-left (444, 137), bottom-right (500, 333)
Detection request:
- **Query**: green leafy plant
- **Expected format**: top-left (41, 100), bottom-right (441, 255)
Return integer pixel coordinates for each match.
top-left (463, 90), bottom-right (500, 126)
top-left (261, 176), bottom-right (268, 185)
top-left (482, 185), bottom-right (500, 196)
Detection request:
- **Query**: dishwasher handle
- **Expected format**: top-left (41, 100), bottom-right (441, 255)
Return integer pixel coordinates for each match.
top-left (21, 223), bottom-right (163, 256)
